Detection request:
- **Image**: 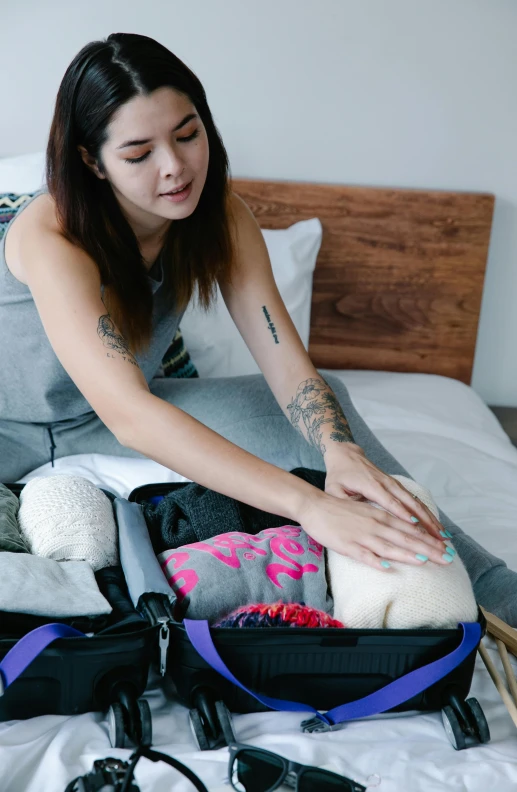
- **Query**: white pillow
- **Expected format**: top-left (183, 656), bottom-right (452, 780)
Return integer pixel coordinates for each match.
top-left (0, 151), bottom-right (46, 193)
top-left (180, 218), bottom-right (322, 377)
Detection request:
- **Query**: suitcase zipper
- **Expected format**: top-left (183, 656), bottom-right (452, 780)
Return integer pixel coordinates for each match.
top-left (137, 593), bottom-right (174, 676)
top-left (158, 620), bottom-right (170, 677)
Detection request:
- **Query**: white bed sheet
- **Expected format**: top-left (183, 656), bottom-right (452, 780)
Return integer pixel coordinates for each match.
top-left (3, 370), bottom-right (517, 791)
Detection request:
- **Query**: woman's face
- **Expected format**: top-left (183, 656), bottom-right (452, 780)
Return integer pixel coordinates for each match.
top-left (81, 86), bottom-right (210, 242)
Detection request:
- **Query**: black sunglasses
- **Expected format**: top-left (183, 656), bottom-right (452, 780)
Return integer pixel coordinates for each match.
top-left (227, 742), bottom-right (366, 792)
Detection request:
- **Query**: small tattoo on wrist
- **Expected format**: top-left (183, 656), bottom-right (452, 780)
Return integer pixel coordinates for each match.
top-left (262, 305), bottom-right (279, 344)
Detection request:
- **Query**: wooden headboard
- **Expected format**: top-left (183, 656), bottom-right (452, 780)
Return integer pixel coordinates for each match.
top-left (232, 178), bottom-right (495, 384)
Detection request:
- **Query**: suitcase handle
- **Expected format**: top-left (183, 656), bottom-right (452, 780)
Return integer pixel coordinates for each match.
top-left (0, 623), bottom-right (85, 694)
top-left (183, 619), bottom-right (481, 729)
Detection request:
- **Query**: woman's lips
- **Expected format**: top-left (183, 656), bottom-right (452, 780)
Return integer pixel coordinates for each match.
top-left (160, 181), bottom-right (193, 202)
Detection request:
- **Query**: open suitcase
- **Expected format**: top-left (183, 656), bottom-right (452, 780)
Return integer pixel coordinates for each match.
top-left (0, 482), bottom-right (170, 749)
top-left (113, 481), bottom-right (491, 752)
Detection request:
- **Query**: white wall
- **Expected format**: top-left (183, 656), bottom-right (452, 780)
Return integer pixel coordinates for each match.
top-left (1, 0), bottom-right (516, 405)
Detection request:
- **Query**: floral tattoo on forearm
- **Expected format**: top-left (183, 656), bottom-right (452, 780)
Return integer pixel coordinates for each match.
top-left (97, 314), bottom-right (138, 367)
top-left (286, 377), bottom-right (354, 455)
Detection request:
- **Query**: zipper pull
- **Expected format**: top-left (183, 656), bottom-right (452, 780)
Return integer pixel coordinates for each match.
top-left (136, 594), bottom-right (174, 676)
top-left (157, 619), bottom-right (170, 676)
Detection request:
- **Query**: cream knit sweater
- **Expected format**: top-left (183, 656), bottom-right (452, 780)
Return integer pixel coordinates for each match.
top-left (327, 475), bottom-right (478, 629)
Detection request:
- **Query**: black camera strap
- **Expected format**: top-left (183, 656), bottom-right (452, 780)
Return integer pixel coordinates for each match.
top-left (64, 744), bottom-right (209, 792)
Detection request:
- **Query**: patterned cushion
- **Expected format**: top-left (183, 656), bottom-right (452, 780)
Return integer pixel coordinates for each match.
top-left (159, 328), bottom-right (199, 378)
top-left (0, 193), bottom-right (36, 241)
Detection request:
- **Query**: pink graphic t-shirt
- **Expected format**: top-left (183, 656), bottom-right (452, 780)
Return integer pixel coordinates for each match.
top-left (157, 525), bottom-right (332, 624)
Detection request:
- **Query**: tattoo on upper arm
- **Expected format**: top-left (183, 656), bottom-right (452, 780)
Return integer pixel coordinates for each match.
top-left (286, 377), bottom-right (354, 454)
top-left (262, 305), bottom-right (279, 344)
top-left (97, 314), bottom-right (138, 367)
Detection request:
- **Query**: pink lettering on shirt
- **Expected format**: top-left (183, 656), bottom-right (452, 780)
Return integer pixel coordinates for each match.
top-left (159, 525), bottom-right (322, 597)
top-left (160, 550), bottom-right (199, 602)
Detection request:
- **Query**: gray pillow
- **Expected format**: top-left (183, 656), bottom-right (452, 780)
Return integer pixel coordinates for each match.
top-left (157, 524), bottom-right (332, 624)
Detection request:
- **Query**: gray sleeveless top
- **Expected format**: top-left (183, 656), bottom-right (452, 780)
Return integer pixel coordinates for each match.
top-left (0, 186), bottom-right (185, 424)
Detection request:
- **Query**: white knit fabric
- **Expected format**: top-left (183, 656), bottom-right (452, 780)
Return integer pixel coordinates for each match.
top-left (18, 475), bottom-right (119, 571)
top-left (327, 475), bottom-right (479, 629)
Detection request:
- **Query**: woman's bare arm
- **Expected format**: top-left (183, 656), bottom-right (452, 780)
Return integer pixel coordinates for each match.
top-left (20, 223), bottom-right (450, 568)
top-left (20, 224), bottom-right (318, 522)
top-left (118, 390), bottom-right (317, 520)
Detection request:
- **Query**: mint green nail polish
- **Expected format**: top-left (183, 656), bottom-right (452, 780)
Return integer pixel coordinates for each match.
top-left (445, 530), bottom-right (453, 538)
top-left (440, 530), bottom-right (448, 538)
top-left (381, 560), bottom-right (391, 568)
top-left (443, 554), bottom-right (454, 563)
top-left (445, 546), bottom-right (456, 556)
top-left (415, 554), bottom-right (428, 562)
top-left (411, 516), bottom-right (419, 524)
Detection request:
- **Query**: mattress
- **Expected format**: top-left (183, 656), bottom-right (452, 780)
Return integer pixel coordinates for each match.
top-left (3, 370), bottom-right (517, 791)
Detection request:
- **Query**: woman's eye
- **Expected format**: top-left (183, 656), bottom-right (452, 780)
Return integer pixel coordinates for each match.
top-left (178, 129), bottom-right (199, 143)
top-left (124, 130), bottom-right (199, 164)
top-left (124, 152), bottom-right (150, 165)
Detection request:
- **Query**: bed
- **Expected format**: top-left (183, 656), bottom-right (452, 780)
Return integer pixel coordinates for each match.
top-left (3, 175), bottom-right (517, 792)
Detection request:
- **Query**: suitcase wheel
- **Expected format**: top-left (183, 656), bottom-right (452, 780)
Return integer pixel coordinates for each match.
top-left (137, 698), bottom-right (153, 747)
top-left (107, 702), bottom-right (127, 749)
top-left (188, 688), bottom-right (236, 751)
top-left (442, 694), bottom-right (490, 750)
top-left (215, 700), bottom-right (237, 745)
top-left (189, 708), bottom-right (210, 751)
top-left (464, 697), bottom-right (490, 744)
top-left (107, 695), bottom-right (153, 748)
top-left (442, 705), bottom-right (466, 750)
top-left (192, 687), bottom-right (219, 741)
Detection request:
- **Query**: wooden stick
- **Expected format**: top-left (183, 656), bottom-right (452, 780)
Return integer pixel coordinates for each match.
top-left (495, 638), bottom-right (517, 709)
top-left (478, 641), bottom-right (517, 729)
top-left (480, 607), bottom-right (517, 658)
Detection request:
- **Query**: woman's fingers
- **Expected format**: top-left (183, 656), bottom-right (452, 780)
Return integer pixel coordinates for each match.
top-left (301, 488), bottom-right (453, 573)
top-left (338, 543), bottom-right (390, 572)
top-left (370, 519), bottom-right (454, 566)
top-left (346, 476), bottom-right (434, 532)
top-left (325, 481), bottom-right (364, 502)
top-left (355, 502), bottom-right (450, 562)
top-left (348, 472), bottom-right (445, 540)
top-left (386, 479), bottom-right (444, 539)
top-left (333, 524), bottom-right (452, 572)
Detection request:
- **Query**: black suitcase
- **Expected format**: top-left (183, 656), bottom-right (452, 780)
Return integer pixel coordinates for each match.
top-left (114, 481), bottom-right (490, 752)
top-left (0, 482), bottom-right (171, 749)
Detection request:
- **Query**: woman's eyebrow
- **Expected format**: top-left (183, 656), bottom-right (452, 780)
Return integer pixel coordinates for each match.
top-left (116, 113), bottom-right (199, 149)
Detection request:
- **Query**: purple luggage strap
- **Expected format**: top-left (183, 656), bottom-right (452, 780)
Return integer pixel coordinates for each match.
top-left (0, 620), bottom-right (481, 725)
top-left (0, 624), bottom-right (85, 695)
top-left (183, 619), bottom-right (481, 727)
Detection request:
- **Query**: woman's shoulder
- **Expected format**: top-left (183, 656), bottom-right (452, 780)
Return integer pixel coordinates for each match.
top-left (4, 191), bottom-right (63, 285)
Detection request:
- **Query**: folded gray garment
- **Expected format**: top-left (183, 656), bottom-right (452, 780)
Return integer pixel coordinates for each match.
top-left (0, 485), bottom-right (29, 553)
top-left (0, 553), bottom-right (112, 617)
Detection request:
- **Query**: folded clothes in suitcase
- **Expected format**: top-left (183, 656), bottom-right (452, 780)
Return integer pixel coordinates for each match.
top-left (114, 482), bottom-right (490, 752)
top-left (0, 482), bottom-right (171, 749)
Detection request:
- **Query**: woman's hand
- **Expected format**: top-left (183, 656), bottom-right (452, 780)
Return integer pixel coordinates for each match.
top-left (323, 443), bottom-right (445, 541)
top-left (298, 487), bottom-right (451, 571)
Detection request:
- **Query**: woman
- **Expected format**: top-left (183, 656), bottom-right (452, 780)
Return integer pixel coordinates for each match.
top-left (1, 33), bottom-right (514, 621)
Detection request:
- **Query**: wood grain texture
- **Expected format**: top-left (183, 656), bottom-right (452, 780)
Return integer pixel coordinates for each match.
top-left (232, 178), bottom-right (495, 383)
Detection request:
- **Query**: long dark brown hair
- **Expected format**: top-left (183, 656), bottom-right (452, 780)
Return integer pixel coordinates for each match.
top-left (46, 32), bottom-right (235, 353)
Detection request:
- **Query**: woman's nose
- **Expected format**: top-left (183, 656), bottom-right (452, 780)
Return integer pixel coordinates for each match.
top-left (160, 147), bottom-right (185, 177)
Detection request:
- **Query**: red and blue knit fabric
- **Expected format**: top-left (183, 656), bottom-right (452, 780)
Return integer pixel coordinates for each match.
top-left (214, 601), bottom-right (345, 628)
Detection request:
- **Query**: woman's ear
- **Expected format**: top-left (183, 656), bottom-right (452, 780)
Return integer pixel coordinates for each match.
top-left (77, 145), bottom-right (106, 180)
